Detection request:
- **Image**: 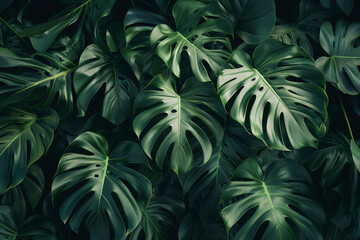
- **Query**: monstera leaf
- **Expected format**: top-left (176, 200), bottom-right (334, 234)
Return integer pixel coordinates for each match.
top-left (0, 45), bottom-right (78, 117)
top-left (123, 0), bottom-right (172, 80)
top-left (181, 120), bottom-right (263, 204)
top-left (304, 132), bottom-right (360, 213)
top-left (220, 158), bottom-right (325, 239)
top-left (214, 0), bottom-right (276, 44)
top-left (0, 107), bottom-right (58, 195)
top-left (150, 0), bottom-right (232, 82)
top-left (316, 21), bottom-right (360, 95)
top-left (129, 195), bottom-right (185, 240)
top-left (73, 44), bottom-right (138, 126)
top-left (218, 39), bottom-right (328, 151)
top-left (0, 206), bottom-right (56, 240)
top-left (52, 132), bottom-right (151, 240)
top-left (20, 0), bottom-right (116, 52)
top-left (133, 73), bottom-right (226, 175)
top-left (271, 0), bottom-right (337, 56)
top-left (1, 165), bottom-right (44, 219)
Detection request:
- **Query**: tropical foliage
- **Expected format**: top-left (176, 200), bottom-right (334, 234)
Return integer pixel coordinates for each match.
top-left (0, 0), bottom-right (359, 239)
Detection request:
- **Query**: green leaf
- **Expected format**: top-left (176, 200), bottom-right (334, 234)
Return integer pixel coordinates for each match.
top-left (305, 132), bottom-right (360, 214)
top-left (73, 44), bottom-right (138, 126)
top-left (320, 0), bottom-right (355, 15)
top-left (0, 206), bottom-right (56, 240)
top-left (271, 0), bottom-right (338, 56)
top-left (0, 107), bottom-right (58, 195)
top-left (150, 0), bottom-right (232, 82)
top-left (133, 73), bottom-right (226, 175)
top-left (351, 140), bottom-right (360, 173)
top-left (215, 0), bottom-right (276, 44)
top-left (220, 158), bottom-right (325, 239)
top-left (1, 165), bottom-right (44, 219)
top-left (130, 195), bottom-right (185, 240)
top-left (181, 120), bottom-right (263, 204)
top-left (178, 210), bottom-right (227, 240)
top-left (20, 0), bottom-right (116, 52)
top-left (52, 131), bottom-right (151, 240)
top-left (316, 20), bottom-right (360, 95)
top-left (0, 46), bottom-right (78, 118)
top-left (218, 39), bottom-right (328, 150)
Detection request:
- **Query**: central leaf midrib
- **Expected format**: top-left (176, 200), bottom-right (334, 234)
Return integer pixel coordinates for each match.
top-left (254, 69), bottom-right (299, 124)
top-left (262, 182), bottom-right (282, 236)
top-left (97, 155), bottom-right (109, 213)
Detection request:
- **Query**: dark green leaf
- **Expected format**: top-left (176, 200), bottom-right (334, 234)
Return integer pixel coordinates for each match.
top-left (316, 20), bottom-right (360, 95)
top-left (73, 44), bottom-right (138, 126)
top-left (52, 131), bottom-right (151, 240)
top-left (0, 107), bottom-right (58, 194)
top-left (220, 158), bottom-right (325, 239)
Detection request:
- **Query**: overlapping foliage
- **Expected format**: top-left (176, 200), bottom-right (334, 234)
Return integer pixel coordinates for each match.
top-left (0, 0), bottom-right (359, 239)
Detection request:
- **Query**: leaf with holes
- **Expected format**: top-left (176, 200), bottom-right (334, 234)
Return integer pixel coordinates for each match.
top-left (150, 0), bottom-right (232, 82)
top-left (0, 206), bottom-right (56, 240)
top-left (181, 119), bottom-right (263, 204)
top-left (218, 39), bottom-right (328, 151)
top-left (1, 164), bottom-right (45, 219)
top-left (220, 158), bottom-right (325, 239)
top-left (129, 195), bottom-right (185, 240)
top-left (133, 73), bottom-right (226, 175)
top-left (52, 131), bottom-right (151, 240)
top-left (316, 21), bottom-right (360, 95)
top-left (0, 107), bottom-right (58, 195)
top-left (0, 44), bottom-right (79, 118)
top-left (73, 44), bottom-right (138, 126)
top-left (271, 0), bottom-right (337, 56)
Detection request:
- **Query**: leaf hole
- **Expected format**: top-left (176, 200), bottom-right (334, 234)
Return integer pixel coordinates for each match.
top-left (171, 109), bottom-right (177, 113)
top-left (94, 174), bottom-right (99, 178)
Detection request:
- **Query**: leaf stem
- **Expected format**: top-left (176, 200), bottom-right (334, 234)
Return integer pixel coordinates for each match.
top-left (337, 93), bottom-right (354, 141)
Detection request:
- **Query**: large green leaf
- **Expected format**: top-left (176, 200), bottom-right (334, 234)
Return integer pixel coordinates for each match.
top-left (52, 131), bottom-right (151, 240)
top-left (0, 165), bottom-right (44, 219)
top-left (316, 20), bottom-right (360, 95)
top-left (73, 44), bottom-right (138, 126)
top-left (129, 195), bottom-right (185, 240)
top-left (0, 44), bottom-right (79, 117)
top-left (218, 39), bottom-right (328, 151)
top-left (0, 107), bottom-right (58, 195)
top-left (150, 0), bottom-right (232, 82)
top-left (214, 0), bottom-right (276, 44)
top-left (0, 206), bottom-right (56, 240)
top-left (20, 0), bottom-right (116, 52)
top-left (220, 158), bottom-right (325, 239)
top-left (181, 120), bottom-right (263, 204)
top-left (133, 73), bottom-right (226, 175)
